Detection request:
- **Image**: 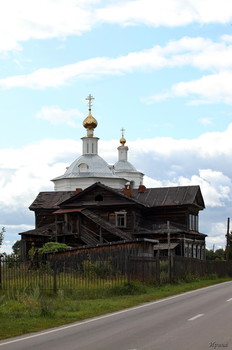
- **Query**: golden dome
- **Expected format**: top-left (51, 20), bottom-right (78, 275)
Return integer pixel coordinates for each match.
top-left (83, 111), bottom-right (98, 130)
top-left (120, 136), bottom-right (126, 145)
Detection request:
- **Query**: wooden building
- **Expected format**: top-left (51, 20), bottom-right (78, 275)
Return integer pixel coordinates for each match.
top-left (20, 182), bottom-right (207, 259)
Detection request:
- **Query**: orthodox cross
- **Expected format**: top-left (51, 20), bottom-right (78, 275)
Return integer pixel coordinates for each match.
top-left (86, 94), bottom-right (95, 110)
top-left (121, 127), bottom-right (125, 138)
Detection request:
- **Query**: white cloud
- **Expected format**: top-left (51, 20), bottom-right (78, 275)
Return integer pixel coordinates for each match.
top-left (1, 1), bottom-right (232, 54)
top-left (1, 35), bottom-right (232, 96)
top-left (148, 70), bottom-right (232, 105)
top-left (172, 71), bottom-right (232, 105)
top-left (96, 0), bottom-right (232, 27)
top-left (0, 0), bottom-right (96, 53)
top-left (36, 106), bottom-right (83, 126)
top-left (126, 123), bottom-right (232, 159)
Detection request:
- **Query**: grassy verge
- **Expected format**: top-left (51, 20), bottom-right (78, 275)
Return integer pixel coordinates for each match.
top-left (0, 277), bottom-right (231, 340)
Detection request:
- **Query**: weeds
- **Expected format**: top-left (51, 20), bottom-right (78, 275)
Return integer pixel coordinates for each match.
top-left (39, 298), bottom-right (55, 317)
top-left (110, 282), bottom-right (147, 296)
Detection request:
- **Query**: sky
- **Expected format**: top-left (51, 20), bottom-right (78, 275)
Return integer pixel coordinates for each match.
top-left (1, 0), bottom-right (232, 253)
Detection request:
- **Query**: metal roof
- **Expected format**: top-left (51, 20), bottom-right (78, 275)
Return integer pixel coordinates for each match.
top-left (114, 159), bottom-right (137, 172)
top-left (52, 154), bottom-right (119, 180)
top-left (130, 185), bottom-right (205, 208)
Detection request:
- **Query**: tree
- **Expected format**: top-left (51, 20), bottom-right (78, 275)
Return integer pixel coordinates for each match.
top-left (0, 227), bottom-right (5, 247)
top-left (12, 240), bottom-right (21, 256)
top-left (214, 248), bottom-right (225, 260)
top-left (206, 248), bottom-right (225, 260)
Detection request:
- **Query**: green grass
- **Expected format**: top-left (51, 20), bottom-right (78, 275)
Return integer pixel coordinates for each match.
top-left (0, 277), bottom-right (231, 340)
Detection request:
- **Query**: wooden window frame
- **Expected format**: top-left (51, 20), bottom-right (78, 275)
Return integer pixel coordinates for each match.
top-left (115, 211), bottom-right (127, 228)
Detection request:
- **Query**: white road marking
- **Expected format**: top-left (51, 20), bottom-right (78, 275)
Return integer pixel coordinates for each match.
top-left (226, 298), bottom-right (232, 302)
top-left (0, 281), bottom-right (231, 347)
top-left (188, 314), bottom-right (204, 321)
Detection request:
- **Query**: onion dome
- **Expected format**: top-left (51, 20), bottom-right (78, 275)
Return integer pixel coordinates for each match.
top-left (120, 128), bottom-right (126, 146)
top-left (83, 111), bottom-right (98, 131)
top-left (83, 94), bottom-right (98, 136)
top-left (120, 136), bottom-right (126, 146)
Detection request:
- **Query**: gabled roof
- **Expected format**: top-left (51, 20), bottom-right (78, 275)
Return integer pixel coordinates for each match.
top-left (59, 182), bottom-right (141, 207)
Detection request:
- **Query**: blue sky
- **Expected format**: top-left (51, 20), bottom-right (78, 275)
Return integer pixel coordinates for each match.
top-left (1, 0), bottom-right (232, 253)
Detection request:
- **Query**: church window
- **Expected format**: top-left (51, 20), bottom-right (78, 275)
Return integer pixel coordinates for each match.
top-left (115, 211), bottom-right (127, 228)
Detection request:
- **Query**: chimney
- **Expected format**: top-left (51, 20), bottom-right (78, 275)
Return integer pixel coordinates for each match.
top-left (75, 188), bottom-right (83, 194)
top-left (123, 184), bottom-right (132, 197)
top-left (138, 184), bottom-right (146, 193)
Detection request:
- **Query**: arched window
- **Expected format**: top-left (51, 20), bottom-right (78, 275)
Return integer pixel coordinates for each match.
top-left (78, 163), bottom-right (89, 173)
top-left (95, 194), bottom-right (103, 201)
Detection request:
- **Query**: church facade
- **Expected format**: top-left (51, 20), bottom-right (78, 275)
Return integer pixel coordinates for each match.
top-left (19, 95), bottom-right (207, 259)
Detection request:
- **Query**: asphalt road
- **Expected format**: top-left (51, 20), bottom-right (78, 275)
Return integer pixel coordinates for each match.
top-left (0, 281), bottom-right (232, 350)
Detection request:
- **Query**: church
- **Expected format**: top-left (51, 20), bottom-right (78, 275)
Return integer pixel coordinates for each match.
top-left (20, 95), bottom-right (207, 259)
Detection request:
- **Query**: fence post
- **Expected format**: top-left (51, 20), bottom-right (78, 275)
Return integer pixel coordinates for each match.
top-left (170, 254), bottom-right (174, 282)
top-left (0, 255), bottom-right (2, 290)
top-left (53, 255), bottom-right (57, 294)
top-left (156, 254), bottom-right (160, 285)
top-left (167, 221), bottom-right (172, 283)
top-left (127, 256), bottom-right (131, 284)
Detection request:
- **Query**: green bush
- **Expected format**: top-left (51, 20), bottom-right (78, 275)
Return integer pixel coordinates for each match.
top-left (39, 242), bottom-right (71, 254)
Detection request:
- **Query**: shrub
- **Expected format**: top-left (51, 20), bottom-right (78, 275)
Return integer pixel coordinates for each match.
top-left (39, 242), bottom-right (71, 254)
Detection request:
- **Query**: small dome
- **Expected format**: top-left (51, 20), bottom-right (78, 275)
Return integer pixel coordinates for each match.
top-left (83, 111), bottom-right (98, 130)
top-left (114, 159), bottom-right (137, 172)
top-left (120, 137), bottom-right (126, 145)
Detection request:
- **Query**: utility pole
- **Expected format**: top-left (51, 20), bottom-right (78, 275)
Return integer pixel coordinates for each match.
top-left (226, 217), bottom-right (230, 261)
top-left (167, 220), bottom-right (171, 282)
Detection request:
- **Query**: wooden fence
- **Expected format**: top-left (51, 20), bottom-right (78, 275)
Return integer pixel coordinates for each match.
top-left (0, 253), bottom-right (232, 292)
